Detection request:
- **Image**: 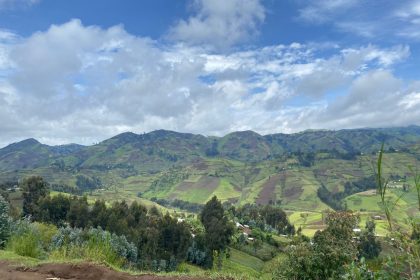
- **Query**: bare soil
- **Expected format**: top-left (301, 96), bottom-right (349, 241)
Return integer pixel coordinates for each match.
top-left (256, 175), bottom-right (280, 205)
top-left (281, 185), bottom-right (303, 201)
top-left (0, 261), bottom-right (209, 280)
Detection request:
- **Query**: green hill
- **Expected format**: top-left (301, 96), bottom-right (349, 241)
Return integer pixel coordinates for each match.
top-left (0, 126), bottom-right (419, 224)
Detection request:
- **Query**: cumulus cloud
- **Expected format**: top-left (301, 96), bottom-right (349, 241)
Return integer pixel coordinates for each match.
top-left (308, 70), bottom-right (420, 129)
top-left (0, 20), bottom-right (418, 147)
top-left (167, 0), bottom-right (265, 50)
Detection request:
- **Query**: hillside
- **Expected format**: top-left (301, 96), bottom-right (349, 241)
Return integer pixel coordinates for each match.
top-left (0, 126), bottom-right (419, 224)
top-left (0, 126), bottom-right (419, 279)
top-left (1, 126), bottom-right (418, 173)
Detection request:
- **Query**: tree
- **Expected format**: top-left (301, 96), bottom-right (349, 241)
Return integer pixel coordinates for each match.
top-left (21, 176), bottom-right (49, 218)
top-left (38, 194), bottom-right (70, 226)
top-left (276, 211), bottom-right (359, 279)
top-left (260, 205), bottom-right (292, 234)
top-left (157, 213), bottom-right (192, 261)
top-left (0, 195), bottom-right (10, 248)
top-left (90, 199), bottom-right (109, 229)
top-left (106, 200), bottom-right (130, 236)
top-left (200, 196), bottom-right (234, 269)
top-left (76, 175), bottom-right (101, 192)
top-left (67, 196), bottom-right (89, 228)
top-left (358, 220), bottom-right (381, 259)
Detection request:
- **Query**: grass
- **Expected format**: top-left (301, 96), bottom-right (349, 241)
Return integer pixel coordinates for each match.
top-left (288, 211), bottom-right (324, 237)
top-left (0, 250), bottom-right (41, 266)
top-left (6, 230), bottom-right (45, 259)
top-left (175, 185), bottom-right (216, 204)
top-left (221, 248), bottom-right (263, 279)
top-left (0, 249), bottom-right (264, 280)
top-left (212, 179), bottom-right (241, 201)
top-left (228, 248), bottom-right (264, 271)
top-left (261, 253), bottom-right (287, 279)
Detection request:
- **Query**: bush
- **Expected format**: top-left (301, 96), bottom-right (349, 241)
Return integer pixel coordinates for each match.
top-left (87, 227), bottom-right (137, 264)
top-left (0, 195), bottom-right (10, 248)
top-left (6, 218), bottom-right (45, 259)
top-left (50, 226), bottom-right (84, 249)
top-left (50, 226), bottom-right (137, 267)
top-left (34, 222), bottom-right (58, 250)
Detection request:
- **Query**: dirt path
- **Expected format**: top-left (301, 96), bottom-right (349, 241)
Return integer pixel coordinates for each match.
top-left (0, 261), bottom-right (209, 280)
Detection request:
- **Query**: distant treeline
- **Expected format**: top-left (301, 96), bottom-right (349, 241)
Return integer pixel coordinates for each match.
top-left (149, 197), bottom-right (203, 213)
top-left (317, 176), bottom-right (376, 210)
top-left (231, 203), bottom-right (295, 235)
top-left (50, 183), bottom-right (82, 195)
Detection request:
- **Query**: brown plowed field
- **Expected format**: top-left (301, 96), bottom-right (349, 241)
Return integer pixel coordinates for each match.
top-left (256, 175), bottom-right (280, 205)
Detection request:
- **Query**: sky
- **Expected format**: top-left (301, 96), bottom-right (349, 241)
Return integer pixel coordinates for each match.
top-left (0, 0), bottom-right (419, 146)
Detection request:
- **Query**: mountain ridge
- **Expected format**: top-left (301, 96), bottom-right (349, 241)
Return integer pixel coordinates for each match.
top-left (4, 125), bottom-right (420, 149)
top-left (0, 125), bottom-right (418, 178)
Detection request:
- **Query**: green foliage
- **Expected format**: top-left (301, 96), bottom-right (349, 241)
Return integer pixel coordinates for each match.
top-left (38, 194), bottom-right (70, 226)
top-left (275, 212), bottom-right (360, 279)
top-left (67, 196), bottom-right (89, 228)
top-left (150, 197), bottom-right (203, 213)
top-left (149, 168), bottom-right (189, 192)
top-left (317, 176), bottom-right (376, 210)
top-left (374, 143), bottom-right (404, 231)
top-left (374, 234), bottom-right (420, 279)
top-left (0, 195), bottom-right (10, 247)
top-left (409, 165), bottom-right (420, 210)
top-left (358, 220), bottom-right (381, 260)
top-left (342, 258), bottom-right (375, 280)
top-left (235, 204), bottom-right (294, 235)
top-left (30, 189), bottom-right (192, 270)
top-left (200, 196), bottom-right (235, 269)
top-left (76, 175), bottom-right (102, 192)
top-left (7, 218), bottom-right (45, 259)
top-left (34, 222), bottom-right (58, 250)
top-left (186, 236), bottom-right (213, 268)
top-left (21, 176), bottom-right (49, 218)
top-left (343, 142), bottom-right (420, 279)
top-left (157, 214), bottom-right (192, 261)
top-left (50, 226), bottom-right (137, 267)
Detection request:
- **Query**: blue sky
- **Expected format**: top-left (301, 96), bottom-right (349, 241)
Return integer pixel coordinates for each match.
top-left (0, 0), bottom-right (419, 146)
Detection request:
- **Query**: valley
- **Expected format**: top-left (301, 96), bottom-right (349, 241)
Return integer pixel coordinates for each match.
top-left (0, 126), bottom-right (419, 279)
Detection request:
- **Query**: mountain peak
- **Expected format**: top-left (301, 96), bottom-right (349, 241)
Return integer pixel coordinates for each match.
top-left (12, 138), bottom-right (40, 148)
top-left (225, 130), bottom-right (262, 138)
top-left (103, 132), bottom-right (139, 145)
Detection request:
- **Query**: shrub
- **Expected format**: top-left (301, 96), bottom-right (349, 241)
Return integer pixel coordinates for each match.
top-left (0, 195), bottom-right (10, 248)
top-left (87, 227), bottom-right (137, 264)
top-left (50, 226), bottom-right (137, 267)
top-left (50, 226), bottom-right (84, 249)
top-left (6, 218), bottom-right (44, 259)
top-left (33, 222), bottom-right (58, 250)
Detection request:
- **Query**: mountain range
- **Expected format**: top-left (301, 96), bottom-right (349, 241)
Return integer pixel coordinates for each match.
top-left (1, 125), bottom-right (419, 176)
top-left (0, 126), bottom-right (419, 230)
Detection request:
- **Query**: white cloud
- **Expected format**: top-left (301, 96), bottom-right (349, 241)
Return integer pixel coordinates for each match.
top-left (394, 1), bottom-right (420, 39)
top-left (298, 0), bottom-right (420, 40)
top-left (0, 20), bottom-right (418, 147)
top-left (0, 0), bottom-right (39, 10)
top-left (305, 70), bottom-right (420, 129)
top-left (298, 0), bottom-right (360, 24)
top-left (395, 0), bottom-right (420, 19)
top-left (167, 0), bottom-right (265, 50)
